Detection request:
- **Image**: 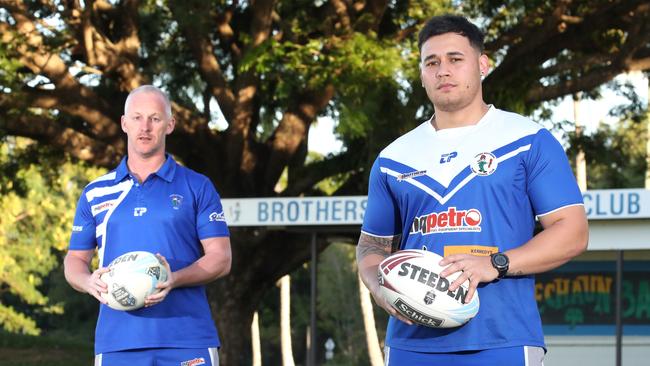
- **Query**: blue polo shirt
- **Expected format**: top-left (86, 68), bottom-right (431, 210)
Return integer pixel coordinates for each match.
top-left (69, 155), bottom-right (229, 354)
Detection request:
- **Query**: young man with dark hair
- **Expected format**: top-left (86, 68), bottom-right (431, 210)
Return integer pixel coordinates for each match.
top-left (357, 15), bottom-right (588, 365)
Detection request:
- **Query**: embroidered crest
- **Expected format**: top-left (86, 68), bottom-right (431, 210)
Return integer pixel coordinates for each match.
top-left (470, 152), bottom-right (497, 176)
top-left (170, 194), bottom-right (184, 210)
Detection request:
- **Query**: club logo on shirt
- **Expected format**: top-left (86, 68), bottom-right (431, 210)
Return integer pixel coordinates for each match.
top-left (209, 211), bottom-right (226, 222)
top-left (470, 152), bottom-right (497, 176)
top-left (181, 358), bottom-right (206, 366)
top-left (410, 207), bottom-right (482, 235)
top-left (170, 194), bottom-right (184, 210)
top-left (397, 170), bottom-right (427, 181)
top-left (133, 207), bottom-right (147, 216)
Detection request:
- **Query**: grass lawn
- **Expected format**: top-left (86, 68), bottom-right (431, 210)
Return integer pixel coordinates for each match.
top-left (0, 332), bottom-right (93, 366)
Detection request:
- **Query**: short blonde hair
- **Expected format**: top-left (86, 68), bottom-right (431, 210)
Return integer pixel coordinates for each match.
top-left (124, 85), bottom-right (172, 118)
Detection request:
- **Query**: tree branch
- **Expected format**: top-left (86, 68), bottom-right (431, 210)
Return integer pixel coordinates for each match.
top-left (355, 0), bottom-right (388, 33)
top-left (0, 2), bottom-right (126, 140)
top-left (1, 111), bottom-right (120, 167)
top-left (525, 65), bottom-right (622, 103)
top-left (221, 0), bottom-right (276, 194)
top-left (169, 1), bottom-right (236, 121)
top-left (484, 0), bottom-right (650, 109)
top-left (282, 150), bottom-right (359, 197)
top-left (263, 85), bottom-right (335, 194)
top-left (1, 87), bottom-right (120, 141)
top-left (330, 0), bottom-right (353, 33)
top-left (62, 0), bottom-right (145, 91)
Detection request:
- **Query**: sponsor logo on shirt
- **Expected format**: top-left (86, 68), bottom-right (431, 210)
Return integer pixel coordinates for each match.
top-left (170, 194), bottom-right (183, 210)
top-left (470, 152), bottom-right (497, 176)
top-left (440, 151), bottom-right (458, 164)
top-left (133, 207), bottom-right (147, 216)
top-left (444, 245), bottom-right (498, 257)
top-left (410, 207), bottom-right (482, 235)
top-left (209, 211), bottom-right (226, 222)
top-left (72, 225), bottom-right (83, 232)
top-left (397, 170), bottom-right (427, 181)
top-left (180, 358), bottom-right (206, 366)
top-left (91, 200), bottom-right (115, 216)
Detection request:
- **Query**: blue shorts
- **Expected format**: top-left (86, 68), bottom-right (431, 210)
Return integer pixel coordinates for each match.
top-left (385, 345), bottom-right (544, 366)
top-left (95, 347), bottom-right (219, 366)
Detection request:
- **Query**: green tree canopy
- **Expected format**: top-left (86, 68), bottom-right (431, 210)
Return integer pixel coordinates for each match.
top-left (1, 1), bottom-right (649, 364)
top-left (0, 138), bottom-right (104, 335)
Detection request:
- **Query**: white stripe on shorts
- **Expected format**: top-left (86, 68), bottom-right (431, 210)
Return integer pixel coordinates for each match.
top-left (209, 347), bottom-right (219, 366)
top-left (524, 346), bottom-right (545, 366)
top-left (384, 346), bottom-right (390, 366)
top-left (94, 353), bottom-right (102, 366)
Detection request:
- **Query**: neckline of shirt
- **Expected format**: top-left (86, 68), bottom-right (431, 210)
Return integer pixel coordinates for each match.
top-left (425, 104), bottom-right (495, 139)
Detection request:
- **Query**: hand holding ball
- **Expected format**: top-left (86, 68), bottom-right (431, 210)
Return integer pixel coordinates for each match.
top-left (378, 249), bottom-right (480, 328)
top-left (100, 251), bottom-right (168, 311)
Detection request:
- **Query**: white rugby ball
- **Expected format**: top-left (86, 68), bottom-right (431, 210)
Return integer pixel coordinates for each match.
top-left (378, 249), bottom-right (479, 328)
top-left (100, 251), bottom-right (168, 311)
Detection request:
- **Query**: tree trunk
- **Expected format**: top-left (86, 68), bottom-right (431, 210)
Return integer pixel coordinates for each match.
top-left (358, 274), bottom-right (384, 366)
top-left (279, 275), bottom-right (296, 366)
top-left (646, 77), bottom-right (650, 189)
top-left (210, 230), bottom-right (328, 366)
top-left (251, 311), bottom-right (262, 366)
top-left (573, 93), bottom-right (587, 190)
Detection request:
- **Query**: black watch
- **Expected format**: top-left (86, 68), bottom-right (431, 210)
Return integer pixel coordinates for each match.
top-left (490, 252), bottom-right (509, 279)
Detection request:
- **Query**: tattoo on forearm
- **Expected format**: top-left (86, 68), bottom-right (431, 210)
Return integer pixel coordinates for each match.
top-left (508, 270), bottom-right (525, 276)
top-left (356, 233), bottom-right (401, 261)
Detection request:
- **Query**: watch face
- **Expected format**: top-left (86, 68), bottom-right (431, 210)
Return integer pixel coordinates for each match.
top-left (494, 254), bottom-right (508, 267)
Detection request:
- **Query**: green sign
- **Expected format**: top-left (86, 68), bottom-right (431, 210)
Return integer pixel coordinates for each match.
top-left (536, 261), bottom-right (650, 334)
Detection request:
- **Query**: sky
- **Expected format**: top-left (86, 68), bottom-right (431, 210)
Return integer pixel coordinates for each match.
top-left (308, 72), bottom-right (649, 155)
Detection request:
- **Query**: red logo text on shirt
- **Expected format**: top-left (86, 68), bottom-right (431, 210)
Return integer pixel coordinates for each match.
top-left (180, 358), bottom-right (206, 366)
top-left (410, 207), bottom-right (482, 235)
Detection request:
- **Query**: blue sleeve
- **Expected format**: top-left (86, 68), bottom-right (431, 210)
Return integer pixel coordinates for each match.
top-left (361, 158), bottom-right (402, 236)
top-left (196, 177), bottom-right (230, 239)
top-left (68, 191), bottom-right (98, 250)
top-left (526, 129), bottom-right (584, 216)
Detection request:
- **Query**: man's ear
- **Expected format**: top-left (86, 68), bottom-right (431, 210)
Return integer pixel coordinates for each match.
top-left (166, 117), bottom-right (176, 135)
top-left (479, 54), bottom-right (490, 76)
top-left (121, 115), bottom-right (127, 133)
